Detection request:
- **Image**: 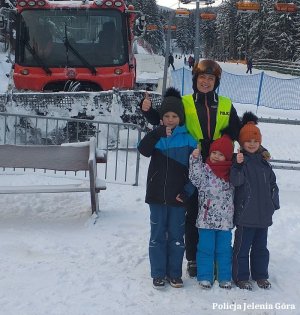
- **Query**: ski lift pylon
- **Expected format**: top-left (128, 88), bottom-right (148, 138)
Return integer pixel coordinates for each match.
top-left (236, 1), bottom-right (260, 13)
top-left (274, 2), bottom-right (297, 12)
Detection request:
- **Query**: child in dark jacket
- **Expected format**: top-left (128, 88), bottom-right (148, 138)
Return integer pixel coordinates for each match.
top-left (138, 88), bottom-right (197, 290)
top-left (230, 112), bottom-right (280, 291)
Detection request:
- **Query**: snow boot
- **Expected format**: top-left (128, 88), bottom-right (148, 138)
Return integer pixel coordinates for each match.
top-left (219, 281), bottom-right (232, 290)
top-left (187, 260), bottom-right (197, 278)
top-left (199, 280), bottom-right (212, 289)
top-left (152, 278), bottom-right (165, 289)
top-left (256, 279), bottom-right (271, 289)
top-left (167, 277), bottom-right (184, 288)
top-left (236, 280), bottom-right (253, 291)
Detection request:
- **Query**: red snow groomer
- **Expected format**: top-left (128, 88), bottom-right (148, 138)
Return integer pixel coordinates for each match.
top-left (13, 0), bottom-right (145, 91)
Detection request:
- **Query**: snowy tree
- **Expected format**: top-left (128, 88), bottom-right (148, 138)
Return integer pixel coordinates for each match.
top-left (128, 0), bottom-right (300, 62)
top-left (208, 0), bottom-right (300, 61)
top-left (130, 0), bottom-right (164, 53)
top-left (292, 0), bottom-right (300, 60)
top-left (199, 7), bottom-right (218, 58)
top-left (260, 0), bottom-right (293, 60)
top-left (175, 13), bottom-right (195, 55)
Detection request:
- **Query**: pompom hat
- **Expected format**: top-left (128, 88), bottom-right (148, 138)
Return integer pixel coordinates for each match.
top-left (239, 112), bottom-right (262, 145)
top-left (209, 134), bottom-right (234, 161)
top-left (160, 87), bottom-right (185, 125)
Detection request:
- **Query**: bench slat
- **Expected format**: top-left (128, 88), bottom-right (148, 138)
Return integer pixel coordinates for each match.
top-left (0, 145), bottom-right (90, 171)
top-left (0, 185), bottom-right (90, 194)
top-left (0, 181), bottom-right (106, 194)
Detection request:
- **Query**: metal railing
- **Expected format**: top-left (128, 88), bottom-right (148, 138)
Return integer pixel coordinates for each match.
top-left (259, 117), bottom-right (300, 171)
top-left (253, 59), bottom-right (300, 77)
top-left (0, 112), bottom-right (143, 185)
top-left (0, 112), bottom-right (299, 188)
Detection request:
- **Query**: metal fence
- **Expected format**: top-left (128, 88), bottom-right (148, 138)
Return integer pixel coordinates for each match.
top-left (0, 112), bottom-right (299, 186)
top-left (0, 107), bottom-right (300, 185)
top-left (0, 112), bottom-right (143, 185)
top-left (259, 117), bottom-right (300, 171)
top-left (253, 59), bottom-right (300, 77)
top-left (172, 68), bottom-right (300, 110)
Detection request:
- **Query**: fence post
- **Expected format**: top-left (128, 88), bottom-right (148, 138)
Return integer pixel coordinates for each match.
top-left (181, 67), bottom-right (185, 96)
top-left (256, 71), bottom-right (264, 110)
top-left (134, 129), bottom-right (142, 186)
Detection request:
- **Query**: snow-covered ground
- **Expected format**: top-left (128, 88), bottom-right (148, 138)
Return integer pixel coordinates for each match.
top-left (1, 44), bottom-right (300, 315)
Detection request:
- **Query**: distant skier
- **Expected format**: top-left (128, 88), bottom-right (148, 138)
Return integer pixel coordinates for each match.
top-left (246, 57), bottom-right (253, 74)
top-left (188, 55), bottom-right (194, 69)
top-left (168, 54), bottom-right (175, 70)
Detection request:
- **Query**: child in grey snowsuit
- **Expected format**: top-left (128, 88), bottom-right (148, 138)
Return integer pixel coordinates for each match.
top-left (230, 112), bottom-right (280, 291)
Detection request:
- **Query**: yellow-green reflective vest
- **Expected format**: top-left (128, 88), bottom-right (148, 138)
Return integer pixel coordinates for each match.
top-left (182, 94), bottom-right (232, 142)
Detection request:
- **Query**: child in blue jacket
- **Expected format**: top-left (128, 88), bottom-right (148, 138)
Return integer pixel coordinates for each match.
top-left (230, 112), bottom-right (280, 291)
top-left (138, 87), bottom-right (197, 289)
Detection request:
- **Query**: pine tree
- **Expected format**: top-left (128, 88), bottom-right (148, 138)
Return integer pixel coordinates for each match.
top-left (129, 0), bottom-right (300, 62)
top-left (130, 0), bottom-right (164, 53)
top-left (175, 13), bottom-right (195, 55)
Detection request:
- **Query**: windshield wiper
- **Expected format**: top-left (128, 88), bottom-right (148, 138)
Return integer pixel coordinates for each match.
top-left (63, 25), bottom-right (97, 75)
top-left (24, 42), bottom-right (52, 76)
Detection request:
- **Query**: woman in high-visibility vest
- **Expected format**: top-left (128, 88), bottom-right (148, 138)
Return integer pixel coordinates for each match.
top-left (140, 60), bottom-right (241, 278)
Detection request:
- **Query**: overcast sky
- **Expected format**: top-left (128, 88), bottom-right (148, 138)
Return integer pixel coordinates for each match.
top-left (156, 0), bottom-right (220, 9)
top-left (156, 0), bottom-right (196, 9)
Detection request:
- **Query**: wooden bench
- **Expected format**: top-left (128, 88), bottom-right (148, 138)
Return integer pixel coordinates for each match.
top-left (0, 137), bottom-right (106, 215)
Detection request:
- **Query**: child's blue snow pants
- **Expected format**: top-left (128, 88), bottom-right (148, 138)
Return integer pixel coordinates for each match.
top-left (149, 204), bottom-right (185, 279)
top-left (196, 228), bottom-right (232, 283)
